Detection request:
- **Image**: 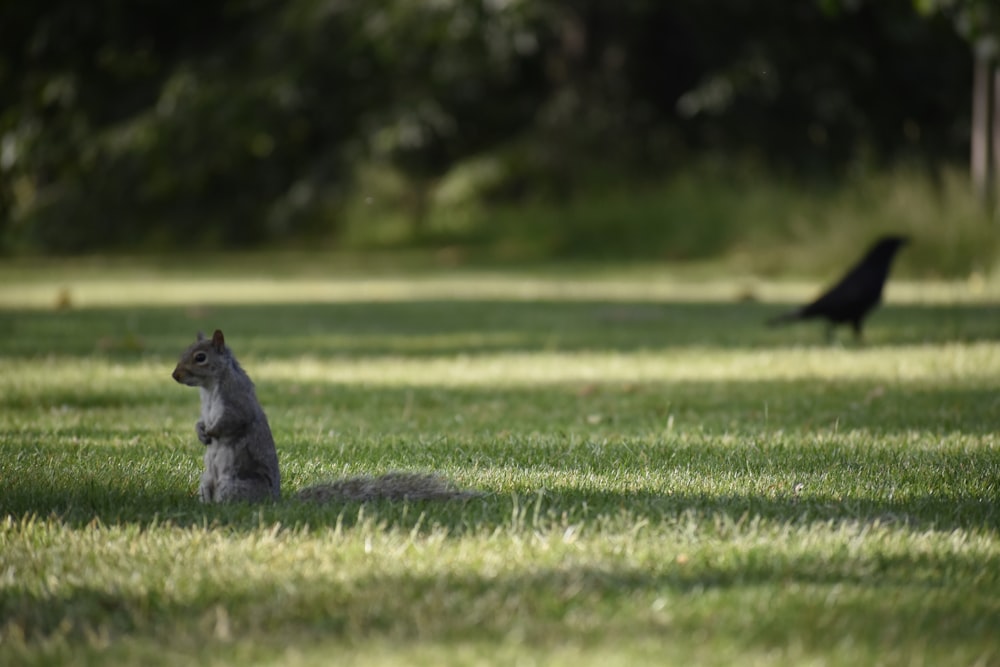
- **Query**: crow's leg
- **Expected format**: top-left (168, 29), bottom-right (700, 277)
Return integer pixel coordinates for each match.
top-left (851, 319), bottom-right (864, 343)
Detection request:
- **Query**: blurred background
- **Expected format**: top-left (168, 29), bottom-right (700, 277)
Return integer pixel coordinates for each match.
top-left (1, 0), bottom-right (998, 277)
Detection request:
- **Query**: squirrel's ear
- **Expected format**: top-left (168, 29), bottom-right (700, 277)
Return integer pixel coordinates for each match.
top-left (196, 331), bottom-right (206, 341)
top-left (211, 329), bottom-right (225, 351)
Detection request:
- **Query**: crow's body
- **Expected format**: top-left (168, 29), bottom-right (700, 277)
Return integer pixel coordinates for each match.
top-left (768, 235), bottom-right (908, 340)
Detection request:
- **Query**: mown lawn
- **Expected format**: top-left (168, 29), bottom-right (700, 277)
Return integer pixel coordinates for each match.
top-left (1, 256), bottom-right (998, 666)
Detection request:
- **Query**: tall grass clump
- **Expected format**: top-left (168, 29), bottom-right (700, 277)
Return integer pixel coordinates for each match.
top-left (733, 164), bottom-right (996, 279)
top-left (341, 159), bottom-right (996, 278)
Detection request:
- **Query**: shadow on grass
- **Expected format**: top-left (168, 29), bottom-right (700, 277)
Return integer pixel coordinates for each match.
top-left (3, 488), bottom-right (996, 534)
top-left (3, 550), bottom-right (998, 661)
top-left (3, 300), bottom-right (1000, 359)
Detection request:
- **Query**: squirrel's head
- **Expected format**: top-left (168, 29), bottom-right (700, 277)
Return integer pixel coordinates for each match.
top-left (172, 329), bottom-right (229, 387)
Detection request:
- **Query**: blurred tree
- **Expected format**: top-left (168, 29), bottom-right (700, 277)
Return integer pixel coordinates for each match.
top-left (0, 0), bottom-right (391, 251)
top-left (357, 1), bottom-right (550, 235)
top-left (671, 0), bottom-right (970, 174)
top-left (0, 0), bottom-right (274, 251)
top-left (836, 0), bottom-right (999, 207)
top-left (0, 0), bottom-right (984, 253)
top-left (910, 0), bottom-right (999, 207)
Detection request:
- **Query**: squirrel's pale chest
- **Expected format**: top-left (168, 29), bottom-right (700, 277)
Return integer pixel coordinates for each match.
top-left (203, 443), bottom-right (235, 474)
top-left (199, 387), bottom-right (225, 427)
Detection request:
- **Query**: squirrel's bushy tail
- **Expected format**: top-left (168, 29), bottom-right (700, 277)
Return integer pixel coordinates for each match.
top-left (294, 472), bottom-right (480, 503)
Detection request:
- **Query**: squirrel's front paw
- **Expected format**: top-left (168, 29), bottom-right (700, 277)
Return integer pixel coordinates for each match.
top-left (196, 420), bottom-right (211, 445)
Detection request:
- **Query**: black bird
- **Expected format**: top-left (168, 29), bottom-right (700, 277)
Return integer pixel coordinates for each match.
top-left (768, 235), bottom-right (909, 340)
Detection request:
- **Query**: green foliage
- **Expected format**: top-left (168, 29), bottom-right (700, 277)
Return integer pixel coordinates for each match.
top-left (346, 160), bottom-right (997, 277)
top-left (0, 0), bottom-right (981, 254)
top-left (1, 261), bottom-right (999, 664)
top-left (911, 0), bottom-right (999, 50)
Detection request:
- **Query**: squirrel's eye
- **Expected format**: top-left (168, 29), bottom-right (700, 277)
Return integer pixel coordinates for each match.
top-left (193, 352), bottom-right (208, 363)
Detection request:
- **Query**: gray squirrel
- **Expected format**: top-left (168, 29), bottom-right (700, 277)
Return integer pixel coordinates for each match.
top-left (172, 330), bottom-right (475, 504)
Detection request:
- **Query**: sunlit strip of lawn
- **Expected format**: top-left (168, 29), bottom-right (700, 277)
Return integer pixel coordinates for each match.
top-left (1, 343), bottom-right (997, 397)
top-left (0, 273), bottom-right (995, 309)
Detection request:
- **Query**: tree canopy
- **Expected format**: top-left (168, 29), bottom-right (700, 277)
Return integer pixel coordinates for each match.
top-left (0, 0), bottom-right (982, 253)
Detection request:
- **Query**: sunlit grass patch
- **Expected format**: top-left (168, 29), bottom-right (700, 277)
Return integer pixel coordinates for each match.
top-left (1, 255), bottom-right (998, 310)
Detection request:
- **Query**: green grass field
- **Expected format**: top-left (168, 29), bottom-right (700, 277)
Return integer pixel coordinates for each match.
top-left (1, 256), bottom-right (999, 666)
